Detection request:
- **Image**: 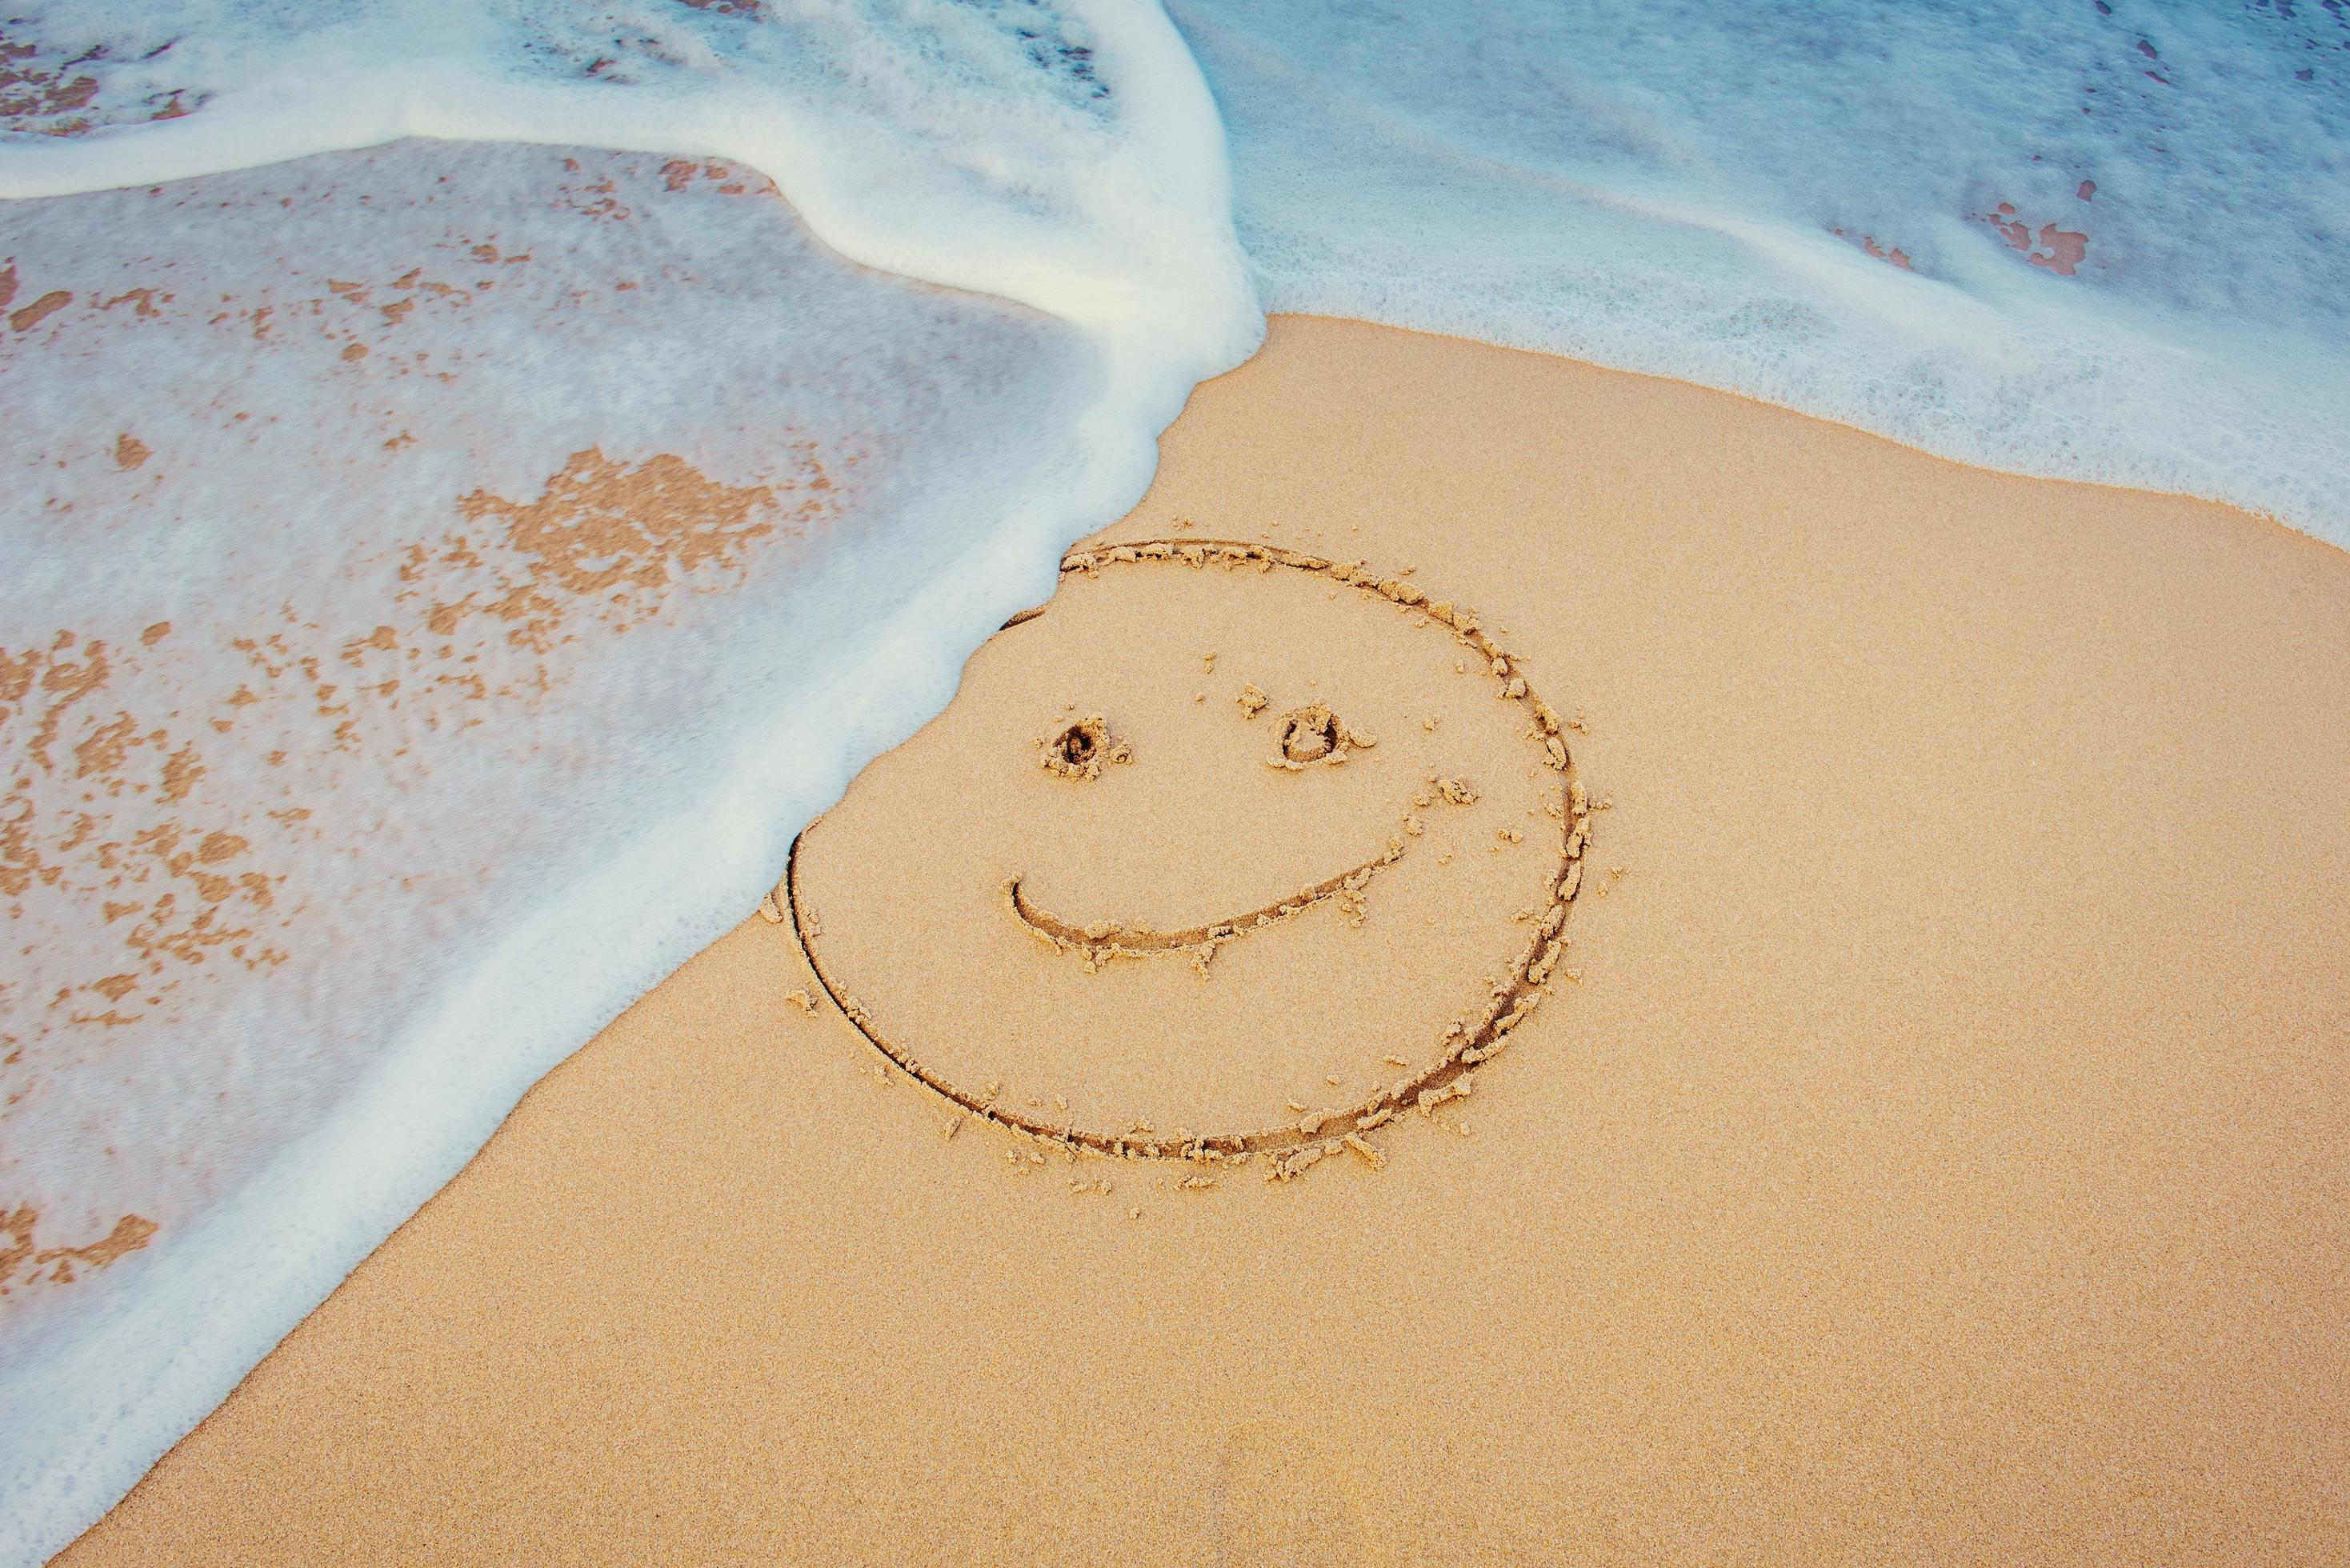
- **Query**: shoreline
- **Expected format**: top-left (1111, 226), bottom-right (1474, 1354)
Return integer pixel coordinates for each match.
top-left (62, 315), bottom-right (2350, 1565)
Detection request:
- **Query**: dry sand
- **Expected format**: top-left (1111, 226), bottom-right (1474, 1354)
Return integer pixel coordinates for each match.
top-left (63, 317), bottom-right (2350, 1564)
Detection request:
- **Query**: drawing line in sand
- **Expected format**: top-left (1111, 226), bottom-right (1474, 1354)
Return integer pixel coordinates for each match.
top-left (780, 538), bottom-right (1599, 1178)
top-left (1005, 834), bottom-right (1403, 976)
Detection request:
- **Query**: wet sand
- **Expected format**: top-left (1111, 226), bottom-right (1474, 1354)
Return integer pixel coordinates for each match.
top-left (63, 316), bottom-right (2350, 1564)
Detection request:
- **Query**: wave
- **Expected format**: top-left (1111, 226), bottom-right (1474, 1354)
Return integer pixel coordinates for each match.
top-left (1177, 0), bottom-right (2350, 537)
top-left (0, 4), bottom-right (1251, 1562)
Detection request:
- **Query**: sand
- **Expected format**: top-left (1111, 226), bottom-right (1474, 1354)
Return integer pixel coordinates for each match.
top-left (62, 316), bottom-right (2350, 1564)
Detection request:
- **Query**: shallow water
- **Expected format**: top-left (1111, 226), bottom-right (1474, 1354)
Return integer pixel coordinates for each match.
top-left (1179, 0), bottom-right (2350, 532)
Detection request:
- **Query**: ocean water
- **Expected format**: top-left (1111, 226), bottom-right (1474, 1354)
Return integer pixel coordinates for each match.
top-left (1177, 0), bottom-right (2350, 531)
top-left (2, 1), bottom-right (2342, 1558)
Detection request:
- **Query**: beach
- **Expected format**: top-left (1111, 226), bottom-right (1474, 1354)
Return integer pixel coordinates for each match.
top-left (57, 315), bottom-right (2350, 1564)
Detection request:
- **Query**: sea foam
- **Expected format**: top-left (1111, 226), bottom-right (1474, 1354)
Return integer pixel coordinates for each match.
top-left (1, 5), bottom-right (1252, 1562)
top-left (1175, 0), bottom-right (2350, 539)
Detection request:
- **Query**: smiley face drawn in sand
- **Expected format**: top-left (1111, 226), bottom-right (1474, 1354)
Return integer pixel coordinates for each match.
top-left (782, 538), bottom-right (1594, 1178)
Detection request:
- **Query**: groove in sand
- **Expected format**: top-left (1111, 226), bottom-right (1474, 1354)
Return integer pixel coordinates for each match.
top-left (783, 537), bottom-right (1598, 1177)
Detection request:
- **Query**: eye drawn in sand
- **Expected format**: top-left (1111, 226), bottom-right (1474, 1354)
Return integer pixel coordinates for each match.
top-left (1038, 714), bottom-right (1130, 781)
top-left (783, 538), bottom-right (1599, 1180)
top-left (1267, 701), bottom-right (1371, 768)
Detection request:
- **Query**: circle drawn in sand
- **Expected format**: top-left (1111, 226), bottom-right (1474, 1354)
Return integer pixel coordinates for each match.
top-left (785, 538), bottom-right (1595, 1179)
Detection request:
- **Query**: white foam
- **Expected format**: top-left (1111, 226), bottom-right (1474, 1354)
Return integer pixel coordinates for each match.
top-left (0, 6), bottom-right (1255, 1562)
top-left (1173, 0), bottom-right (2350, 539)
top-left (2, 0), bottom-right (1255, 398)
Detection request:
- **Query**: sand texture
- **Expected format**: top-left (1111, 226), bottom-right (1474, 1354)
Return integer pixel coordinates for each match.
top-left (63, 318), bottom-right (2350, 1564)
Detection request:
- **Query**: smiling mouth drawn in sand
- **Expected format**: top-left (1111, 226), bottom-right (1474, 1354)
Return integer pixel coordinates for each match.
top-left (1004, 834), bottom-right (1402, 976)
top-left (1010, 700), bottom-right (1409, 974)
top-left (781, 538), bottom-right (1597, 1178)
